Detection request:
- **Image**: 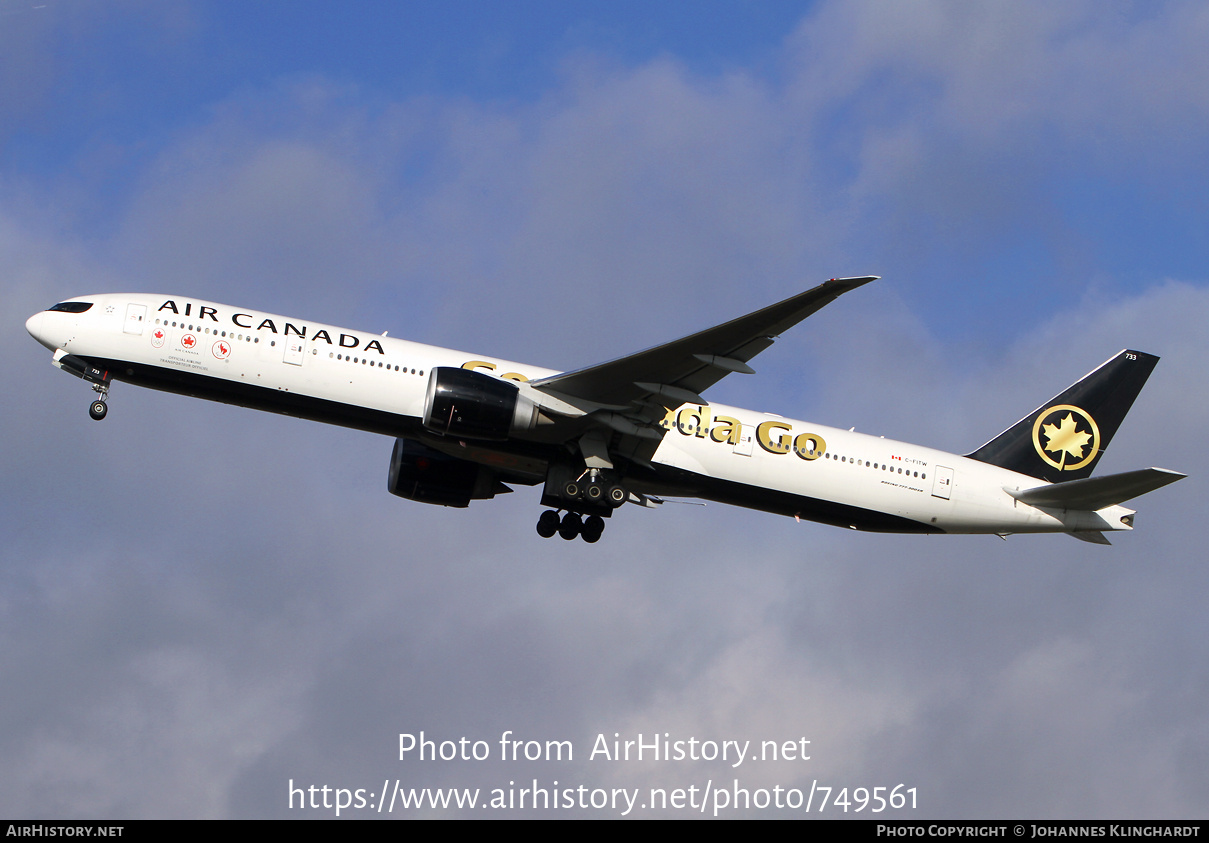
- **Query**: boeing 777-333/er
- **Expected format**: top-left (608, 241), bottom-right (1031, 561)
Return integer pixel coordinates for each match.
top-left (26, 277), bottom-right (1184, 544)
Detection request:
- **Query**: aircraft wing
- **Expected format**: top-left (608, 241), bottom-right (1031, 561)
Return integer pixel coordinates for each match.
top-left (530, 276), bottom-right (877, 417)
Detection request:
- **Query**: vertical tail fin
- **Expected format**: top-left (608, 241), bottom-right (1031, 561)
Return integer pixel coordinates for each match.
top-left (966, 350), bottom-right (1158, 482)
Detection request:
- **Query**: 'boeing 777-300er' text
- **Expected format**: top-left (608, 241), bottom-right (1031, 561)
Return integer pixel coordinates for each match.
top-left (27, 277), bottom-right (1183, 544)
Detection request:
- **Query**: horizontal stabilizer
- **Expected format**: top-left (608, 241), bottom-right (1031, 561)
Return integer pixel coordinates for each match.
top-left (1068, 531), bottom-right (1112, 545)
top-left (1007, 467), bottom-right (1186, 511)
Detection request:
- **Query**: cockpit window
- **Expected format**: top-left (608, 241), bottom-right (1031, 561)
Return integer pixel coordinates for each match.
top-left (47, 302), bottom-right (93, 313)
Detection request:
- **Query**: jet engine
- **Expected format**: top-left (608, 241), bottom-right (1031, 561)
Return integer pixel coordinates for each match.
top-left (422, 366), bottom-right (540, 440)
top-left (387, 437), bottom-right (510, 507)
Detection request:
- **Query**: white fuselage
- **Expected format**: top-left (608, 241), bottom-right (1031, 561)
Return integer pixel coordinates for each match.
top-left (26, 293), bottom-right (1136, 537)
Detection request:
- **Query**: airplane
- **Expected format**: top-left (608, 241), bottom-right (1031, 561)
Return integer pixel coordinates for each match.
top-left (25, 277), bottom-right (1184, 544)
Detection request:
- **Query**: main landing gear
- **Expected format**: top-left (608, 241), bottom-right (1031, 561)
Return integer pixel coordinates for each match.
top-left (537, 458), bottom-right (627, 544)
top-left (536, 510), bottom-right (606, 543)
top-left (562, 478), bottom-right (627, 508)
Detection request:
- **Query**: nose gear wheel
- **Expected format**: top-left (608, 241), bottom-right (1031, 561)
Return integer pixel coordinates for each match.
top-left (88, 381), bottom-right (111, 421)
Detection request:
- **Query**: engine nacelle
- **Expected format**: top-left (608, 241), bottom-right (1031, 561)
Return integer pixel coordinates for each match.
top-left (387, 438), bottom-right (507, 508)
top-left (422, 366), bottom-right (539, 441)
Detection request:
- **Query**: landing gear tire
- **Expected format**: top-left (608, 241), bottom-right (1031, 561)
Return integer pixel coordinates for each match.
top-left (536, 510), bottom-right (560, 539)
top-left (581, 515), bottom-right (605, 543)
top-left (89, 400), bottom-right (108, 421)
top-left (607, 485), bottom-right (626, 506)
top-left (563, 481), bottom-right (580, 500)
top-left (558, 512), bottom-right (581, 540)
top-left (585, 482), bottom-right (604, 503)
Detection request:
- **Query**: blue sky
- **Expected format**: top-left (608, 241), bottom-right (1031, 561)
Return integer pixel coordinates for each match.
top-left (4, 3), bottom-right (804, 184)
top-left (8, 1), bottom-right (1206, 347)
top-left (3, 0), bottom-right (1208, 819)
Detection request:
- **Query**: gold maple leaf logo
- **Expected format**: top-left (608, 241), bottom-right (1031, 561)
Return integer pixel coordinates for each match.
top-left (1041, 412), bottom-right (1092, 464)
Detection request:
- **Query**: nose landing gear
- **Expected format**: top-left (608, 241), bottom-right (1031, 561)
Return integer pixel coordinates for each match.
top-left (87, 380), bottom-right (111, 421)
top-left (50, 350), bottom-right (112, 421)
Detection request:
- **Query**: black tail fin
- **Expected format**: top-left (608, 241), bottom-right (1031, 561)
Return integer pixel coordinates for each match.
top-left (966, 350), bottom-right (1159, 482)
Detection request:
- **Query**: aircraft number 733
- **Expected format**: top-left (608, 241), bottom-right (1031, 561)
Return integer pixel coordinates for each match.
top-left (26, 277), bottom-right (1183, 544)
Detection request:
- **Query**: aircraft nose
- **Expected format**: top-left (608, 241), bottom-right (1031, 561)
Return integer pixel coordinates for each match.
top-left (25, 310), bottom-right (57, 351)
top-left (25, 311), bottom-right (43, 340)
